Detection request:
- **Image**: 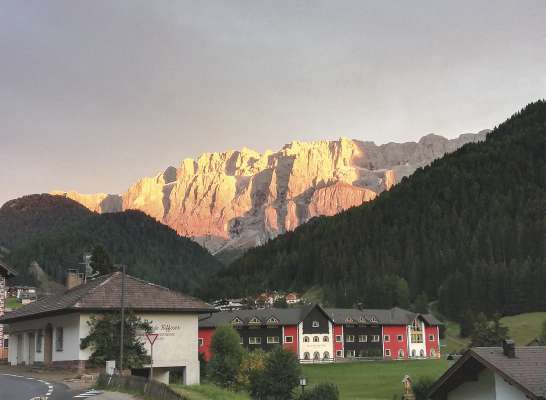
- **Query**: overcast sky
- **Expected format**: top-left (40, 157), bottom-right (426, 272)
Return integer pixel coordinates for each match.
top-left (1, 0), bottom-right (545, 205)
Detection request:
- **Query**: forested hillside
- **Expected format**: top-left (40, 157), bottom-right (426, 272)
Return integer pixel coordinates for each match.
top-left (0, 194), bottom-right (223, 293)
top-left (208, 101), bottom-right (546, 320)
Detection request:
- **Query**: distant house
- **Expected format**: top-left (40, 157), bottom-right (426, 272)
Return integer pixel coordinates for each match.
top-left (0, 272), bottom-right (215, 384)
top-left (429, 341), bottom-right (546, 400)
top-left (0, 260), bottom-right (16, 360)
top-left (285, 292), bottom-right (300, 304)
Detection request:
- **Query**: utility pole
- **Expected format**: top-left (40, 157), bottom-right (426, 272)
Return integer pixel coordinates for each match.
top-left (119, 264), bottom-right (126, 374)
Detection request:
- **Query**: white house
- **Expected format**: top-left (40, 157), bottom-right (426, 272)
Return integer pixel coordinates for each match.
top-left (0, 272), bottom-right (215, 385)
top-left (429, 341), bottom-right (546, 400)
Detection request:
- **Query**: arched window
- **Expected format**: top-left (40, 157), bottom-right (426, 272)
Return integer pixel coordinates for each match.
top-left (313, 351), bottom-right (320, 360)
top-left (430, 348), bottom-right (436, 358)
top-left (304, 352), bottom-right (310, 360)
top-left (323, 351), bottom-right (330, 360)
top-left (398, 349), bottom-right (405, 359)
top-left (303, 336), bottom-right (310, 343)
top-left (323, 336), bottom-right (329, 342)
top-left (420, 349), bottom-right (425, 358)
top-left (313, 336), bottom-right (320, 342)
top-left (411, 349), bottom-right (416, 357)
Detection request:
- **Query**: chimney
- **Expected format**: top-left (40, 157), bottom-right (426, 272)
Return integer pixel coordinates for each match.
top-left (502, 339), bottom-right (516, 358)
top-left (66, 269), bottom-right (83, 290)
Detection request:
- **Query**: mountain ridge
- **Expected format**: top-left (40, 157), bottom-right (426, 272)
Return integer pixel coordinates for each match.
top-left (52, 132), bottom-right (488, 259)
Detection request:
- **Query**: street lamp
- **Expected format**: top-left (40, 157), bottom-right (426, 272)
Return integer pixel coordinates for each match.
top-left (299, 376), bottom-right (307, 394)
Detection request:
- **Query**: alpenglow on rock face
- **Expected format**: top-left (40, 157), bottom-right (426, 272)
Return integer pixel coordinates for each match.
top-left (53, 132), bottom-right (487, 256)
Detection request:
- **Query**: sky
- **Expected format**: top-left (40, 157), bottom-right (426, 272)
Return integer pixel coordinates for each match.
top-left (1, 0), bottom-right (545, 206)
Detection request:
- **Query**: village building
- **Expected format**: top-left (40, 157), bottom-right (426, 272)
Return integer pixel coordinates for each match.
top-left (429, 341), bottom-right (546, 400)
top-left (0, 272), bottom-right (215, 385)
top-left (0, 260), bottom-right (17, 361)
top-left (198, 304), bottom-right (442, 363)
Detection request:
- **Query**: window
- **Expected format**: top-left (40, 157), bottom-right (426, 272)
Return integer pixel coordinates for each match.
top-left (267, 336), bottom-right (280, 344)
top-left (285, 336), bottom-right (293, 343)
top-left (198, 338), bottom-right (204, 347)
top-left (323, 336), bottom-right (329, 342)
top-left (346, 350), bottom-right (355, 358)
top-left (249, 317), bottom-right (262, 325)
top-left (430, 348), bottom-right (436, 357)
top-left (335, 335), bottom-right (342, 343)
top-left (55, 327), bottom-right (63, 351)
top-left (411, 349), bottom-right (416, 357)
top-left (336, 350), bottom-right (343, 357)
top-left (249, 337), bottom-right (262, 345)
top-left (370, 316), bottom-right (377, 323)
top-left (384, 335), bottom-right (390, 342)
top-left (36, 330), bottom-right (43, 353)
top-left (398, 349), bottom-right (405, 358)
top-left (267, 317), bottom-right (279, 324)
top-left (397, 335), bottom-right (403, 342)
top-left (312, 321), bottom-right (320, 328)
top-left (385, 349), bottom-right (391, 357)
top-left (313, 351), bottom-right (320, 360)
top-left (371, 335), bottom-right (380, 342)
top-left (359, 316), bottom-right (366, 323)
top-left (429, 334), bottom-right (435, 341)
top-left (303, 336), bottom-right (310, 343)
top-left (411, 333), bottom-right (424, 343)
top-left (358, 335), bottom-right (367, 342)
top-left (231, 317), bottom-right (243, 325)
top-left (323, 351), bottom-right (330, 360)
top-left (419, 349), bottom-right (425, 357)
top-left (240, 337), bottom-right (244, 345)
top-left (313, 336), bottom-right (320, 343)
top-left (304, 352), bottom-right (310, 360)
top-left (346, 335), bottom-right (355, 342)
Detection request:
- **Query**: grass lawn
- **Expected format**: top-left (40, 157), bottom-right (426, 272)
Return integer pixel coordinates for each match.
top-left (172, 384), bottom-right (250, 400)
top-left (302, 359), bottom-right (449, 400)
top-left (5, 297), bottom-right (23, 310)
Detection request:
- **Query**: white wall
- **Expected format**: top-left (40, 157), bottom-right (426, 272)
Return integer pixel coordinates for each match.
top-left (495, 373), bottom-right (528, 400)
top-left (448, 369), bottom-right (496, 400)
top-left (298, 321), bottom-right (334, 361)
top-left (7, 313), bottom-right (80, 365)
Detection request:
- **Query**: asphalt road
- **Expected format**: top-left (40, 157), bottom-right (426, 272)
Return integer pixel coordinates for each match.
top-left (0, 373), bottom-right (86, 400)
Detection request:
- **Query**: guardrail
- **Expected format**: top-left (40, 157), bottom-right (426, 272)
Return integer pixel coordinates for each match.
top-left (97, 373), bottom-right (187, 400)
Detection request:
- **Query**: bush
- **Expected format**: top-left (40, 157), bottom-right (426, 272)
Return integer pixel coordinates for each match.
top-left (299, 383), bottom-right (339, 400)
top-left (250, 348), bottom-right (301, 400)
top-left (412, 376), bottom-right (436, 400)
top-left (208, 325), bottom-right (244, 388)
top-left (236, 349), bottom-right (267, 390)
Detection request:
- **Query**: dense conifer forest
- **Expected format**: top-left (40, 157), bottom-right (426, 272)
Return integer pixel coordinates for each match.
top-left (0, 194), bottom-right (223, 293)
top-left (208, 101), bottom-right (546, 320)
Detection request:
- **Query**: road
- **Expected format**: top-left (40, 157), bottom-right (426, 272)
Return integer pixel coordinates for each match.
top-left (0, 373), bottom-right (90, 400)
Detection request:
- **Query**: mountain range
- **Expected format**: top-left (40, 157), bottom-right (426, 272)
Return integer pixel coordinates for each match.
top-left (52, 132), bottom-right (487, 261)
top-left (207, 101), bottom-right (546, 319)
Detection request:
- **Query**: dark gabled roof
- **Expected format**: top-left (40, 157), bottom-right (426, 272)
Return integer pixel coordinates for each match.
top-left (0, 272), bottom-right (214, 323)
top-left (0, 260), bottom-right (17, 277)
top-left (199, 304), bottom-right (332, 328)
top-left (326, 307), bottom-right (442, 326)
top-left (429, 346), bottom-right (546, 400)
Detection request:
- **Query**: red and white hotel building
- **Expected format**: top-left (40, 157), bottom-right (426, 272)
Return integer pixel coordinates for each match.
top-left (199, 304), bottom-right (441, 362)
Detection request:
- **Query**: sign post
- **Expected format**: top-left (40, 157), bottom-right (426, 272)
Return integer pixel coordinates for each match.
top-left (145, 333), bottom-right (159, 382)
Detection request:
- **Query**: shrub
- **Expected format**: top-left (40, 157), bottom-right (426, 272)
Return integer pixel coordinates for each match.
top-left (412, 376), bottom-right (436, 400)
top-left (236, 349), bottom-right (267, 390)
top-left (250, 348), bottom-right (301, 400)
top-left (299, 383), bottom-right (339, 400)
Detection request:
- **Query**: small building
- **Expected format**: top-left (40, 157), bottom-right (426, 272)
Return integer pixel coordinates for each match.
top-left (0, 272), bottom-right (215, 385)
top-left (429, 341), bottom-right (546, 400)
top-left (285, 292), bottom-right (300, 305)
top-left (0, 260), bottom-right (16, 360)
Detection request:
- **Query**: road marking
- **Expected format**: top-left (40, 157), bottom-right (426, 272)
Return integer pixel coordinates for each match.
top-left (74, 389), bottom-right (102, 398)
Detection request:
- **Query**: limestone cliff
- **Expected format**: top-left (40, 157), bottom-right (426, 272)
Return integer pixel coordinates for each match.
top-left (53, 131), bottom-right (488, 255)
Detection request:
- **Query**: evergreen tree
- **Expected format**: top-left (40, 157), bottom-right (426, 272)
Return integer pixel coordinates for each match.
top-left (208, 325), bottom-right (244, 389)
top-left (413, 292), bottom-right (429, 314)
top-left (470, 313), bottom-right (509, 347)
top-left (249, 348), bottom-right (301, 400)
top-left (80, 311), bottom-right (151, 369)
top-left (90, 245), bottom-right (114, 275)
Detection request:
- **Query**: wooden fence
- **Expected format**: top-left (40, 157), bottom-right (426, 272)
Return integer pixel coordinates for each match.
top-left (97, 373), bottom-right (187, 400)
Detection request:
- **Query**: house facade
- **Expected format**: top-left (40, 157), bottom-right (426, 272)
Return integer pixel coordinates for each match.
top-left (198, 304), bottom-right (442, 363)
top-left (0, 261), bottom-right (16, 359)
top-left (429, 342), bottom-right (546, 400)
top-left (0, 272), bottom-right (215, 385)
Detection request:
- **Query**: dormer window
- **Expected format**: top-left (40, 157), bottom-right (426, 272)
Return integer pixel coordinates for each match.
top-left (249, 317), bottom-right (262, 325)
top-left (359, 316), bottom-right (366, 323)
top-left (345, 317), bottom-right (354, 324)
top-left (231, 317), bottom-right (243, 325)
top-left (312, 321), bottom-right (320, 328)
top-left (266, 317), bottom-right (279, 325)
top-left (370, 316), bottom-right (377, 323)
